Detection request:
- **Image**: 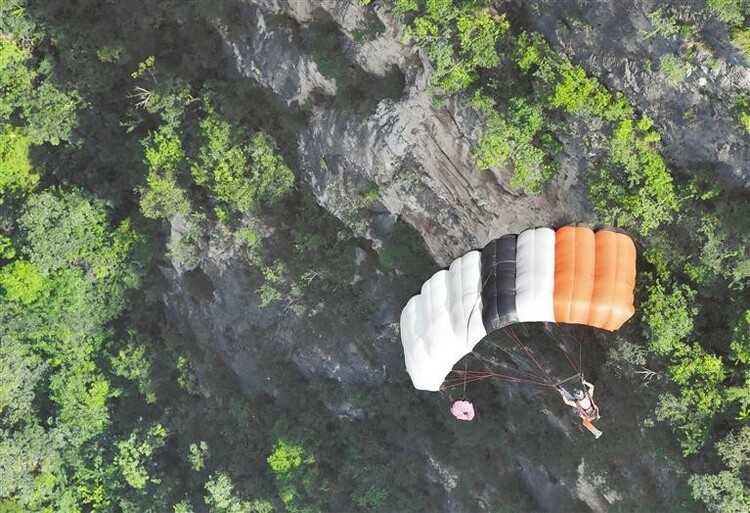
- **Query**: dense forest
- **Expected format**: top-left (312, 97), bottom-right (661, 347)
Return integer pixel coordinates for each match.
top-left (1, 0), bottom-right (750, 511)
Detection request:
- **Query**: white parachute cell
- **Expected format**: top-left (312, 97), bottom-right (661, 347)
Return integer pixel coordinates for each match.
top-left (400, 251), bottom-right (486, 391)
top-left (515, 228), bottom-right (556, 322)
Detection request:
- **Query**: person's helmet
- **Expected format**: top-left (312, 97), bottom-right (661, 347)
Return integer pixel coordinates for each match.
top-left (573, 388), bottom-right (585, 400)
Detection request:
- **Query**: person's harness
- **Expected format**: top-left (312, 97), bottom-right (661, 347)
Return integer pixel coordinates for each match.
top-left (575, 396), bottom-right (600, 421)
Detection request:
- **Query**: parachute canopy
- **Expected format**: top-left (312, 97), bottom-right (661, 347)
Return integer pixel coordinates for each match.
top-left (400, 226), bottom-right (636, 391)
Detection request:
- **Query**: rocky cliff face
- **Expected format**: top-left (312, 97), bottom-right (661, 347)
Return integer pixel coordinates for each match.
top-left (520, 0), bottom-right (750, 187)
top-left (220, 0), bottom-right (588, 266)
top-left (158, 1), bottom-right (738, 510)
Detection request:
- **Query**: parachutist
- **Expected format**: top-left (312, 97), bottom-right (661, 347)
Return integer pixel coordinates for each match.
top-left (400, 226), bottom-right (635, 437)
top-left (559, 379), bottom-right (602, 439)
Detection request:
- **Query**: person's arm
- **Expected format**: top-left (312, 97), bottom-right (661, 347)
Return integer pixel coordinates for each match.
top-left (558, 388), bottom-right (576, 407)
top-left (583, 380), bottom-right (595, 398)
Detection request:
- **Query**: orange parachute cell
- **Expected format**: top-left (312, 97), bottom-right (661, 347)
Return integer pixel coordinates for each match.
top-left (589, 230), bottom-right (636, 331)
top-left (554, 226), bottom-right (595, 324)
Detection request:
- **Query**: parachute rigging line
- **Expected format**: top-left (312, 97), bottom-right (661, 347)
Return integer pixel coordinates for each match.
top-left (545, 323), bottom-right (586, 376)
top-left (456, 258), bottom-right (553, 392)
top-left (503, 326), bottom-right (557, 387)
top-left (471, 342), bottom-right (551, 383)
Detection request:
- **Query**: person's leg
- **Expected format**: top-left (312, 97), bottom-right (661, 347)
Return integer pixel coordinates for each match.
top-left (582, 419), bottom-right (602, 439)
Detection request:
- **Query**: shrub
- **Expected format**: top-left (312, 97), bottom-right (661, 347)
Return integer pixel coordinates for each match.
top-left (550, 63), bottom-right (611, 117)
top-left (705, 0), bottom-right (749, 26)
top-left (644, 9), bottom-right (680, 40)
top-left (474, 97), bottom-right (558, 194)
top-left (659, 53), bottom-right (690, 83)
top-left (641, 280), bottom-right (696, 355)
top-left (731, 27), bottom-right (750, 58)
top-left (589, 116), bottom-right (678, 235)
top-left (733, 94), bottom-right (750, 134)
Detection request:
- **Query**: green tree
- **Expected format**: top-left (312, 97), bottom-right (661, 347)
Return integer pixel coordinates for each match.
top-left (139, 126), bottom-right (192, 219)
top-left (0, 37), bottom-right (34, 123)
top-left (191, 107), bottom-right (295, 219)
top-left (705, 0), bottom-right (749, 26)
top-left (203, 472), bottom-right (258, 513)
top-left (550, 63), bottom-right (611, 117)
top-left (109, 333), bottom-right (157, 404)
top-left (115, 423), bottom-right (168, 490)
top-left (727, 311), bottom-right (750, 418)
top-left (0, 260), bottom-right (45, 305)
top-left (641, 280), bottom-right (696, 355)
top-left (589, 116), bottom-right (679, 235)
top-left (690, 425), bottom-right (750, 511)
top-left (0, 126), bottom-right (38, 200)
top-left (474, 97), bottom-right (558, 193)
top-left (731, 27), bottom-right (750, 58)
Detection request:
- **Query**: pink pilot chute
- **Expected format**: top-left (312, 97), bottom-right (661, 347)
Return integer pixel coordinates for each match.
top-left (450, 400), bottom-right (475, 421)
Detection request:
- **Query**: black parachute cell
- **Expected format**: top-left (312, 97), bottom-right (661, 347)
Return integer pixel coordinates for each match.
top-left (480, 234), bottom-right (518, 331)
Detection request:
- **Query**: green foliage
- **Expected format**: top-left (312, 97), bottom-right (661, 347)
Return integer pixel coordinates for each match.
top-left (256, 260), bottom-right (288, 307)
top-left (727, 311), bottom-right (750, 418)
top-left (0, 25), bottom-right (79, 147)
top-left (0, 37), bottom-right (34, 123)
top-left (22, 81), bottom-right (80, 146)
top-left (247, 132), bottom-right (295, 208)
top-left (0, 125), bottom-right (38, 200)
top-left (267, 435), bottom-right (326, 513)
top-left (393, 0), bottom-right (419, 16)
top-left (606, 338), bottom-right (648, 376)
top-left (267, 439), bottom-right (312, 475)
top-left (0, 236), bottom-right (15, 261)
top-left (550, 63), bottom-right (611, 117)
top-left (659, 53), bottom-right (691, 83)
top-left (175, 354), bottom-right (200, 395)
top-left (144, 125), bottom-right (186, 173)
top-left (50, 363), bottom-right (113, 444)
top-left (474, 96), bottom-right (559, 193)
top-left (730, 311), bottom-right (750, 366)
top-left (0, 336), bottom-right (43, 427)
top-left (690, 426), bottom-right (750, 512)
top-left (401, 1), bottom-right (508, 98)
top-left (142, 77), bottom-right (196, 129)
top-left (513, 31), bottom-right (558, 80)
top-left (173, 499), bottom-right (195, 513)
top-left (191, 108), bottom-right (294, 217)
top-left (140, 125), bottom-right (192, 219)
top-left (0, 180), bottom-right (145, 510)
top-left (641, 280), bottom-right (696, 355)
top-left (705, 0), bottom-right (749, 26)
top-left (683, 215), bottom-right (738, 285)
top-left (0, 259), bottom-right (45, 305)
top-left (188, 441), bottom-right (209, 472)
top-left (204, 472), bottom-right (260, 513)
top-left (455, 9), bottom-right (506, 69)
top-left (140, 169), bottom-right (192, 220)
top-left (109, 334), bottom-right (157, 404)
top-left (732, 94), bottom-right (750, 134)
top-left (644, 9), bottom-right (680, 40)
top-left (353, 485), bottom-right (389, 510)
top-left (589, 116), bottom-right (679, 235)
top-left (730, 27), bottom-right (750, 58)
top-left (115, 423), bottom-right (167, 489)
top-left (96, 41), bottom-right (128, 64)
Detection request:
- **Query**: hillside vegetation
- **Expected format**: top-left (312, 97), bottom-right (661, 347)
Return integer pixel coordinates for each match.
top-left (1, 0), bottom-right (749, 511)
